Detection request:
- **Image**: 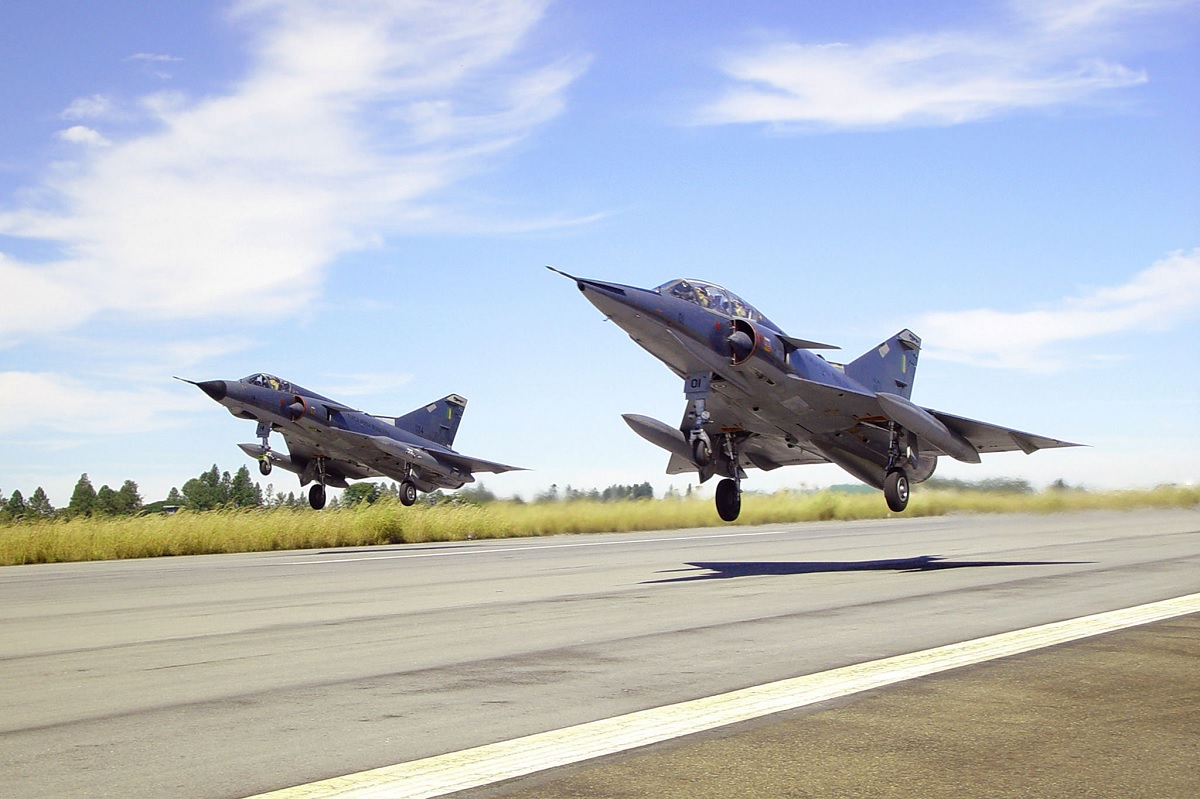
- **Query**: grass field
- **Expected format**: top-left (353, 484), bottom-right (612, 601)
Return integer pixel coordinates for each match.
top-left (1, 485), bottom-right (1196, 567)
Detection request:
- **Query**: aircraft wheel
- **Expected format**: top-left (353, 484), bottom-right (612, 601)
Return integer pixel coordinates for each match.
top-left (884, 469), bottom-right (910, 513)
top-left (399, 481), bottom-right (418, 507)
top-left (715, 478), bottom-right (741, 522)
top-left (692, 436), bottom-right (712, 467)
top-left (259, 459), bottom-right (272, 476)
top-left (308, 483), bottom-right (326, 510)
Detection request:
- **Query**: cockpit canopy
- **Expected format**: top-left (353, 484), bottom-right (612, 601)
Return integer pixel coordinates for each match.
top-left (656, 279), bottom-right (778, 329)
top-left (244, 373), bottom-right (293, 392)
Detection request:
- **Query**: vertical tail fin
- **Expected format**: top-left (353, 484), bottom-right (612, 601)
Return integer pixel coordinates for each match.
top-left (394, 394), bottom-right (468, 448)
top-left (844, 329), bottom-right (921, 399)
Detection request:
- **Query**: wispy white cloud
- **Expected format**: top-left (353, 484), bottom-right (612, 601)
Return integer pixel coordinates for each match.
top-left (126, 52), bottom-right (183, 63)
top-left (55, 125), bottom-right (111, 147)
top-left (0, 372), bottom-right (183, 436)
top-left (0, 0), bottom-right (585, 346)
top-left (697, 0), bottom-right (1183, 130)
top-left (916, 248), bottom-right (1200, 370)
top-left (61, 94), bottom-right (112, 120)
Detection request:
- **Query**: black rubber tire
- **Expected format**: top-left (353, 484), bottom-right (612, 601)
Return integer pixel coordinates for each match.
top-left (399, 481), bottom-right (418, 507)
top-left (715, 478), bottom-right (741, 522)
top-left (258, 459), bottom-right (272, 476)
top-left (884, 469), bottom-right (910, 513)
top-left (308, 483), bottom-right (326, 510)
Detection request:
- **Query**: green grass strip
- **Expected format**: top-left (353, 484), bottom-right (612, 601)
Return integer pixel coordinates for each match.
top-left (1, 485), bottom-right (1196, 567)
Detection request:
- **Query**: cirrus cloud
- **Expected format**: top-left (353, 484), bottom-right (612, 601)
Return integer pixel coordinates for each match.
top-left (696, 0), bottom-right (1184, 130)
top-left (0, 0), bottom-right (586, 346)
top-left (916, 248), bottom-right (1200, 370)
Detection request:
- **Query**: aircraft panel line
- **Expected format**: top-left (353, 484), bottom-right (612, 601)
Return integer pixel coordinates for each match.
top-left (242, 591), bottom-right (1200, 799)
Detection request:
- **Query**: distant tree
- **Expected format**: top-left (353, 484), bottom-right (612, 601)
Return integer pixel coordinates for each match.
top-left (423, 489), bottom-right (451, 505)
top-left (95, 485), bottom-right (120, 515)
top-left (68, 474), bottom-right (98, 518)
top-left (115, 480), bottom-right (143, 514)
top-left (978, 477), bottom-right (1034, 494)
top-left (457, 483), bottom-right (497, 504)
top-left (229, 466), bottom-right (262, 508)
top-left (342, 482), bottom-right (382, 506)
top-left (926, 477), bottom-right (1034, 494)
top-left (27, 487), bottom-right (54, 518)
top-left (5, 489), bottom-right (27, 519)
top-left (182, 465), bottom-right (227, 510)
top-left (165, 487), bottom-right (184, 506)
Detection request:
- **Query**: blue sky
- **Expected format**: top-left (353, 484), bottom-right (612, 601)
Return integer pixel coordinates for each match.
top-left (1, 0), bottom-right (1197, 507)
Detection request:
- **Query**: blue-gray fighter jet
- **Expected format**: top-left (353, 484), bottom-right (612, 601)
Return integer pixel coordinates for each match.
top-left (179, 374), bottom-right (523, 509)
top-left (550, 268), bottom-right (1080, 521)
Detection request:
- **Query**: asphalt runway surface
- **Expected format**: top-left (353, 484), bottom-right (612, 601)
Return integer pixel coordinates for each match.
top-left (1, 509), bottom-right (1197, 798)
top-left (476, 612), bottom-right (1200, 799)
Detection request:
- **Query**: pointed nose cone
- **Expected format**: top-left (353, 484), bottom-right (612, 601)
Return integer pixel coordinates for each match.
top-left (549, 266), bottom-right (641, 311)
top-left (576, 277), bottom-right (655, 319)
top-left (196, 380), bottom-right (227, 402)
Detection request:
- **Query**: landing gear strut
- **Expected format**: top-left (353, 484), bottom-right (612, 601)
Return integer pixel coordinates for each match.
top-left (883, 421), bottom-right (910, 513)
top-left (681, 373), bottom-right (745, 522)
top-left (685, 373), bottom-right (713, 468)
top-left (256, 421), bottom-right (273, 476)
top-left (714, 434), bottom-right (743, 522)
top-left (308, 457), bottom-right (328, 510)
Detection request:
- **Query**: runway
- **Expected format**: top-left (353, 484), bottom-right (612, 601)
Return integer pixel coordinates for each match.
top-left (1, 509), bottom-right (1197, 798)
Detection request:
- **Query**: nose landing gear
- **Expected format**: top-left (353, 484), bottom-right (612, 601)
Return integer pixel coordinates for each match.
top-left (256, 421), bottom-right (273, 476)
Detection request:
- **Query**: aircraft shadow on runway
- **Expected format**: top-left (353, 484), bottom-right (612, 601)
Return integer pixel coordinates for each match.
top-left (648, 555), bottom-right (1091, 583)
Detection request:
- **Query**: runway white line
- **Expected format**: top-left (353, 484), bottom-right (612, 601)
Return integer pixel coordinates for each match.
top-left (244, 592), bottom-right (1200, 799)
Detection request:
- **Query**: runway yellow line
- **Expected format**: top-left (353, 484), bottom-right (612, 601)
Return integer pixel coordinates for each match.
top-left (245, 592), bottom-right (1200, 799)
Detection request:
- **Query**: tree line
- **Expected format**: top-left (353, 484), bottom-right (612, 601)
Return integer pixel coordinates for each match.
top-left (0, 465), bottom-right (266, 521)
top-left (0, 468), bottom-right (661, 522)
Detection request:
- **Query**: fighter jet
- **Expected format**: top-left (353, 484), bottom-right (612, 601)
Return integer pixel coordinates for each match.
top-left (180, 374), bottom-right (523, 509)
top-left (551, 268), bottom-right (1080, 521)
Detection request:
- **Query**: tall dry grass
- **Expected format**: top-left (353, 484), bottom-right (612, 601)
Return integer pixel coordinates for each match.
top-left (1, 485), bottom-right (1195, 567)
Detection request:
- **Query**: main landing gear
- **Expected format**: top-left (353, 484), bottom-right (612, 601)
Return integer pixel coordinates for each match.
top-left (309, 483), bottom-right (326, 511)
top-left (883, 469), bottom-right (909, 513)
top-left (684, 372), bottom-right (745, 522)
top-left (694, 430), bottom-right (744, 522)
top-left (715, 478), bottom-right (741, 522)
top-left (399, 480), bottom-right (418, 507)
top-left (308, 457), bottom-right (328, 510)
top-left (883, 422), bottom-right (910, 513)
